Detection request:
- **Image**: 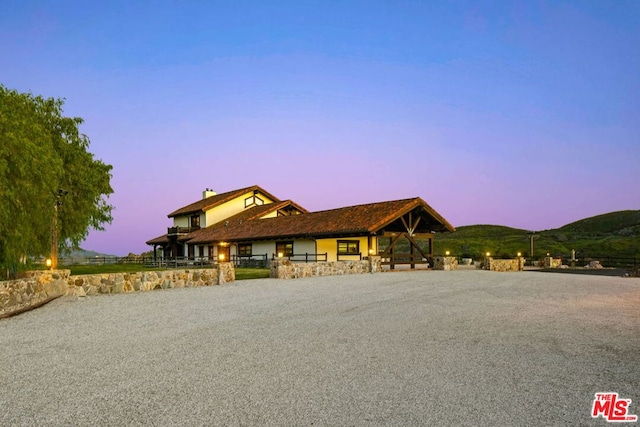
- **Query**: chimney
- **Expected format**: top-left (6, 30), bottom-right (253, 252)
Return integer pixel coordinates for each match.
top-left (203, 188), bottom-right (217, 199)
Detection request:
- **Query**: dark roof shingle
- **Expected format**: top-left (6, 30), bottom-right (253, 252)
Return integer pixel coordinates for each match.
top-left (186, 197), bottom-right (454, 244)
top-left (167, 185), bottom-right (281, 218)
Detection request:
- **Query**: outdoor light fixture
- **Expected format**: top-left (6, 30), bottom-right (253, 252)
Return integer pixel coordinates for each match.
top-left (486, 252), bottom-right (491, 257)
top-left (445, 251), bottom-right (450, 256)
top-left (218, 254), bottom-right (225, 261)
top-left (278, 252), bottom-right (283, 258)
top-left (517, 252), bottom-right (522, 257)
top-left (369, 249), bottom-right (374, 255)
top-left (45, 258), bottom-right (52, 269)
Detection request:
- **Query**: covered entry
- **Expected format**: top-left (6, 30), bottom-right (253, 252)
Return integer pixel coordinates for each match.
top-left (373, 204), bottom-right (453, 269)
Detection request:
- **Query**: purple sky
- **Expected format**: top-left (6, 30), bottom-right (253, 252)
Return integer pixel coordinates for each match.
top-left (2, 1), bottom-right (639, 256)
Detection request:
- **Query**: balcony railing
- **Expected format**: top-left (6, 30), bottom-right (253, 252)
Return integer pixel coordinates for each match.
top-left (167, 226), bottom-right (200, 236)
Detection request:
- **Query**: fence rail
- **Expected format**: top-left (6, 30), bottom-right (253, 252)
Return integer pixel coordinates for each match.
top-left (49, 256), bottom-right (218, 268)
top-left (230, 254), bottom-right (268, 268)
top-left (271, 253), bottom-right (328, 263)
top-left (559, 255), bottom-right (638, 270)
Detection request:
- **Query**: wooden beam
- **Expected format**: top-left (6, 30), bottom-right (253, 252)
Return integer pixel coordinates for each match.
top-left (405, 234), bottom-right (431, 259)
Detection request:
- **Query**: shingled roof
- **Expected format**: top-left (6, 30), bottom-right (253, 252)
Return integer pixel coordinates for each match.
top-left (167, 185), bottom-right (281, 218)
top-left (185, 197), bottom-right (455, 245)
top-left (146, 234), bottom-right (169, 245)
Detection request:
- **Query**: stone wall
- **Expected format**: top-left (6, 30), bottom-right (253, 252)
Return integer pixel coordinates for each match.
top-left (270, 257), bottom-right (382, 279)
top-left (1, 263), bottom-right (235, 318)
top-left (483, 258), bottom-right (525, 272)
top-left (434, 256), bottom-right (458, 271)
top-left (544, 257), bottom-right (563, 269)
top-left (0, 270), bottom-right (71, 318)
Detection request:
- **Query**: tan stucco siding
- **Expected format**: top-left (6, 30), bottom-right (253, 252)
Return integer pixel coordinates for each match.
top-left (173, 216), bottom-right (189, 227)
top-left (204, 191), bottom-right (276, 226)
top-left (259, 211), bottom-right (278, 219)
top-left (316, 237), bottom-right (370, 262)
top-left (251, 241), bottom-right (274, 258)
top-left (249, 239), bottom-right (316, 259)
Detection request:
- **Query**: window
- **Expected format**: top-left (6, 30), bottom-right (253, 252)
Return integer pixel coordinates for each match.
top-left (276, 241), bottom-right (294, 257)
top-left (238, 243), bottom-right (252, 256)
top-left (190, 215), bottom-right (200, 228)
top-left (244, 194), bottom-right (264, 208)
top-left (338, 240), bottom-right (360, 255)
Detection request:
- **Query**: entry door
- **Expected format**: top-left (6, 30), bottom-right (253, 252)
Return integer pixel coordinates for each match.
top-left (217, 245), bottom-right (231, 262)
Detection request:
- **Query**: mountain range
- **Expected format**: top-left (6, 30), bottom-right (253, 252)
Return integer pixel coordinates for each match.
top-left (76, 210), bottom-right (640, 262)
top-left (433, 210), bottom-right (640, 260)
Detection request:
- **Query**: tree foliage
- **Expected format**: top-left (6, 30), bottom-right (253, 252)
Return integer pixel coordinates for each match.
top-left (0, 85), bottom-right (114, 271)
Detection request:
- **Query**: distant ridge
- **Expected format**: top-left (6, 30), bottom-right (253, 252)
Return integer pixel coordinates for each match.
top-left (434, 210), bottom-right (640, 259)
top-left (558, 210), bottom-right (640, 234)
top-left (63, 248), bottom-right (117, 259)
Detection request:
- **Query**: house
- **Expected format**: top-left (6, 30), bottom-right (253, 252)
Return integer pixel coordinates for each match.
top-left (146, 185), bottom-right (455, 268)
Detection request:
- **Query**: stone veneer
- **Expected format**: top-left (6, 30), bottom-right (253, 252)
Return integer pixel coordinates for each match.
top-left (271, 257), bottom-right (382, 279)
top-left (0, 270), bottom-right (71, 318)
top-left (481, 257), bottom-right (525, 272)
top-left (1, 263), bottom-right (235, 318)
top-left (544, 257), bottom-right (563, 269)
top-left (434, 256), bottom-right (458, 271)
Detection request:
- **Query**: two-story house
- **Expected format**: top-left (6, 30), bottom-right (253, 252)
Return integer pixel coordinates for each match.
top-left (146, 185), bottom-right (455, 268)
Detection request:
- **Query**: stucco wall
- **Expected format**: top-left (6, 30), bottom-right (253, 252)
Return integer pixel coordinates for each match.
top-left (316, 237), bottom-right (369, 262)
top-left (204, 190), bottom-right (276, 228)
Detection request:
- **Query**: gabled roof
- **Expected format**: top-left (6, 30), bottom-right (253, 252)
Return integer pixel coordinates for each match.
top-left (146, 234), bottom-right (169, 245)
top-left (185, 197), bottom-right (455, 244)
top-left (184, 200), bottom-right (309, 244)
top-left (167, 185), bottom-right (281, 218)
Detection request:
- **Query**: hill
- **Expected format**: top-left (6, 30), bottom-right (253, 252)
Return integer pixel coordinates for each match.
top-left (434, 210), bottom-right (640, 260)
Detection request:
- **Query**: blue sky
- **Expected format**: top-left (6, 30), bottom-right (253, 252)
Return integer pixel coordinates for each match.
top-left (1, 0), bottom-right (639, 255)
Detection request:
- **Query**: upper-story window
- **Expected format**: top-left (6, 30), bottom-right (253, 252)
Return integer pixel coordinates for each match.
top-left (190, 215), bottom-right (200, 228)
top-left (245, 194), bottom-right (264, 208)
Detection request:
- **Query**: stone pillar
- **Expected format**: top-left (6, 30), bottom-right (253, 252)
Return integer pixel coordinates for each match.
top-left (368, 256), bottom-right (382, 273)
top-left (270, 258), bottom-right (291, 279)
top-left (544, 257), bottom-right (562, 268)
top-left (434, 256), bottom-right (458, 271)
top-left (217, 262), bottom-right (235, 284)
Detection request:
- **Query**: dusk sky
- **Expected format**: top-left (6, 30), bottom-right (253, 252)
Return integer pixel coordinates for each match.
top-left (2, 1), bottom-right (639, 256)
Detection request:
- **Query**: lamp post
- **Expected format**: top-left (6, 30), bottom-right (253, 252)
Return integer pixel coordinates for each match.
top-left (527, 232), bottom-right (538, 266)
top-left (50, 189), bottom-right (68, 270)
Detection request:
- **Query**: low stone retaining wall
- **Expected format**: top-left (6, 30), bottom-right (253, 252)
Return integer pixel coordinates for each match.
top-left (482, 258), bottom-right (525, 272)
top-left (434, 256), bottom-right (458, 271)
top-left (1, 263), bottom-right (235, 318)
top-left (0, 270), bottom-right (71, 318)
top-left (66, 265), bottom-right (234, 297)
top-left (271, 257), bottom-right (382, 279)
top-left (544, 257), bottom-right (563, 268)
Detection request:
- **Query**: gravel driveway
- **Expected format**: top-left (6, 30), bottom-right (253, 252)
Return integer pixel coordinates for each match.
top-left (1, 270), bottom-right (639, 426)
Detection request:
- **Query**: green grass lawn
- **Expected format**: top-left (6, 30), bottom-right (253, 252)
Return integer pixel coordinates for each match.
top-left (60, 263), bottom-right (271, 280)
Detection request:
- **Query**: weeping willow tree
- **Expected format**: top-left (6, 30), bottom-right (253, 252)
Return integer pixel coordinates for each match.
top-left (0, 85), bottom-right (113, 275)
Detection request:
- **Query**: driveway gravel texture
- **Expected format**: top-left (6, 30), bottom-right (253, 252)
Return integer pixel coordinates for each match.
top-left (1, 270), bottom-right (638, 426)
